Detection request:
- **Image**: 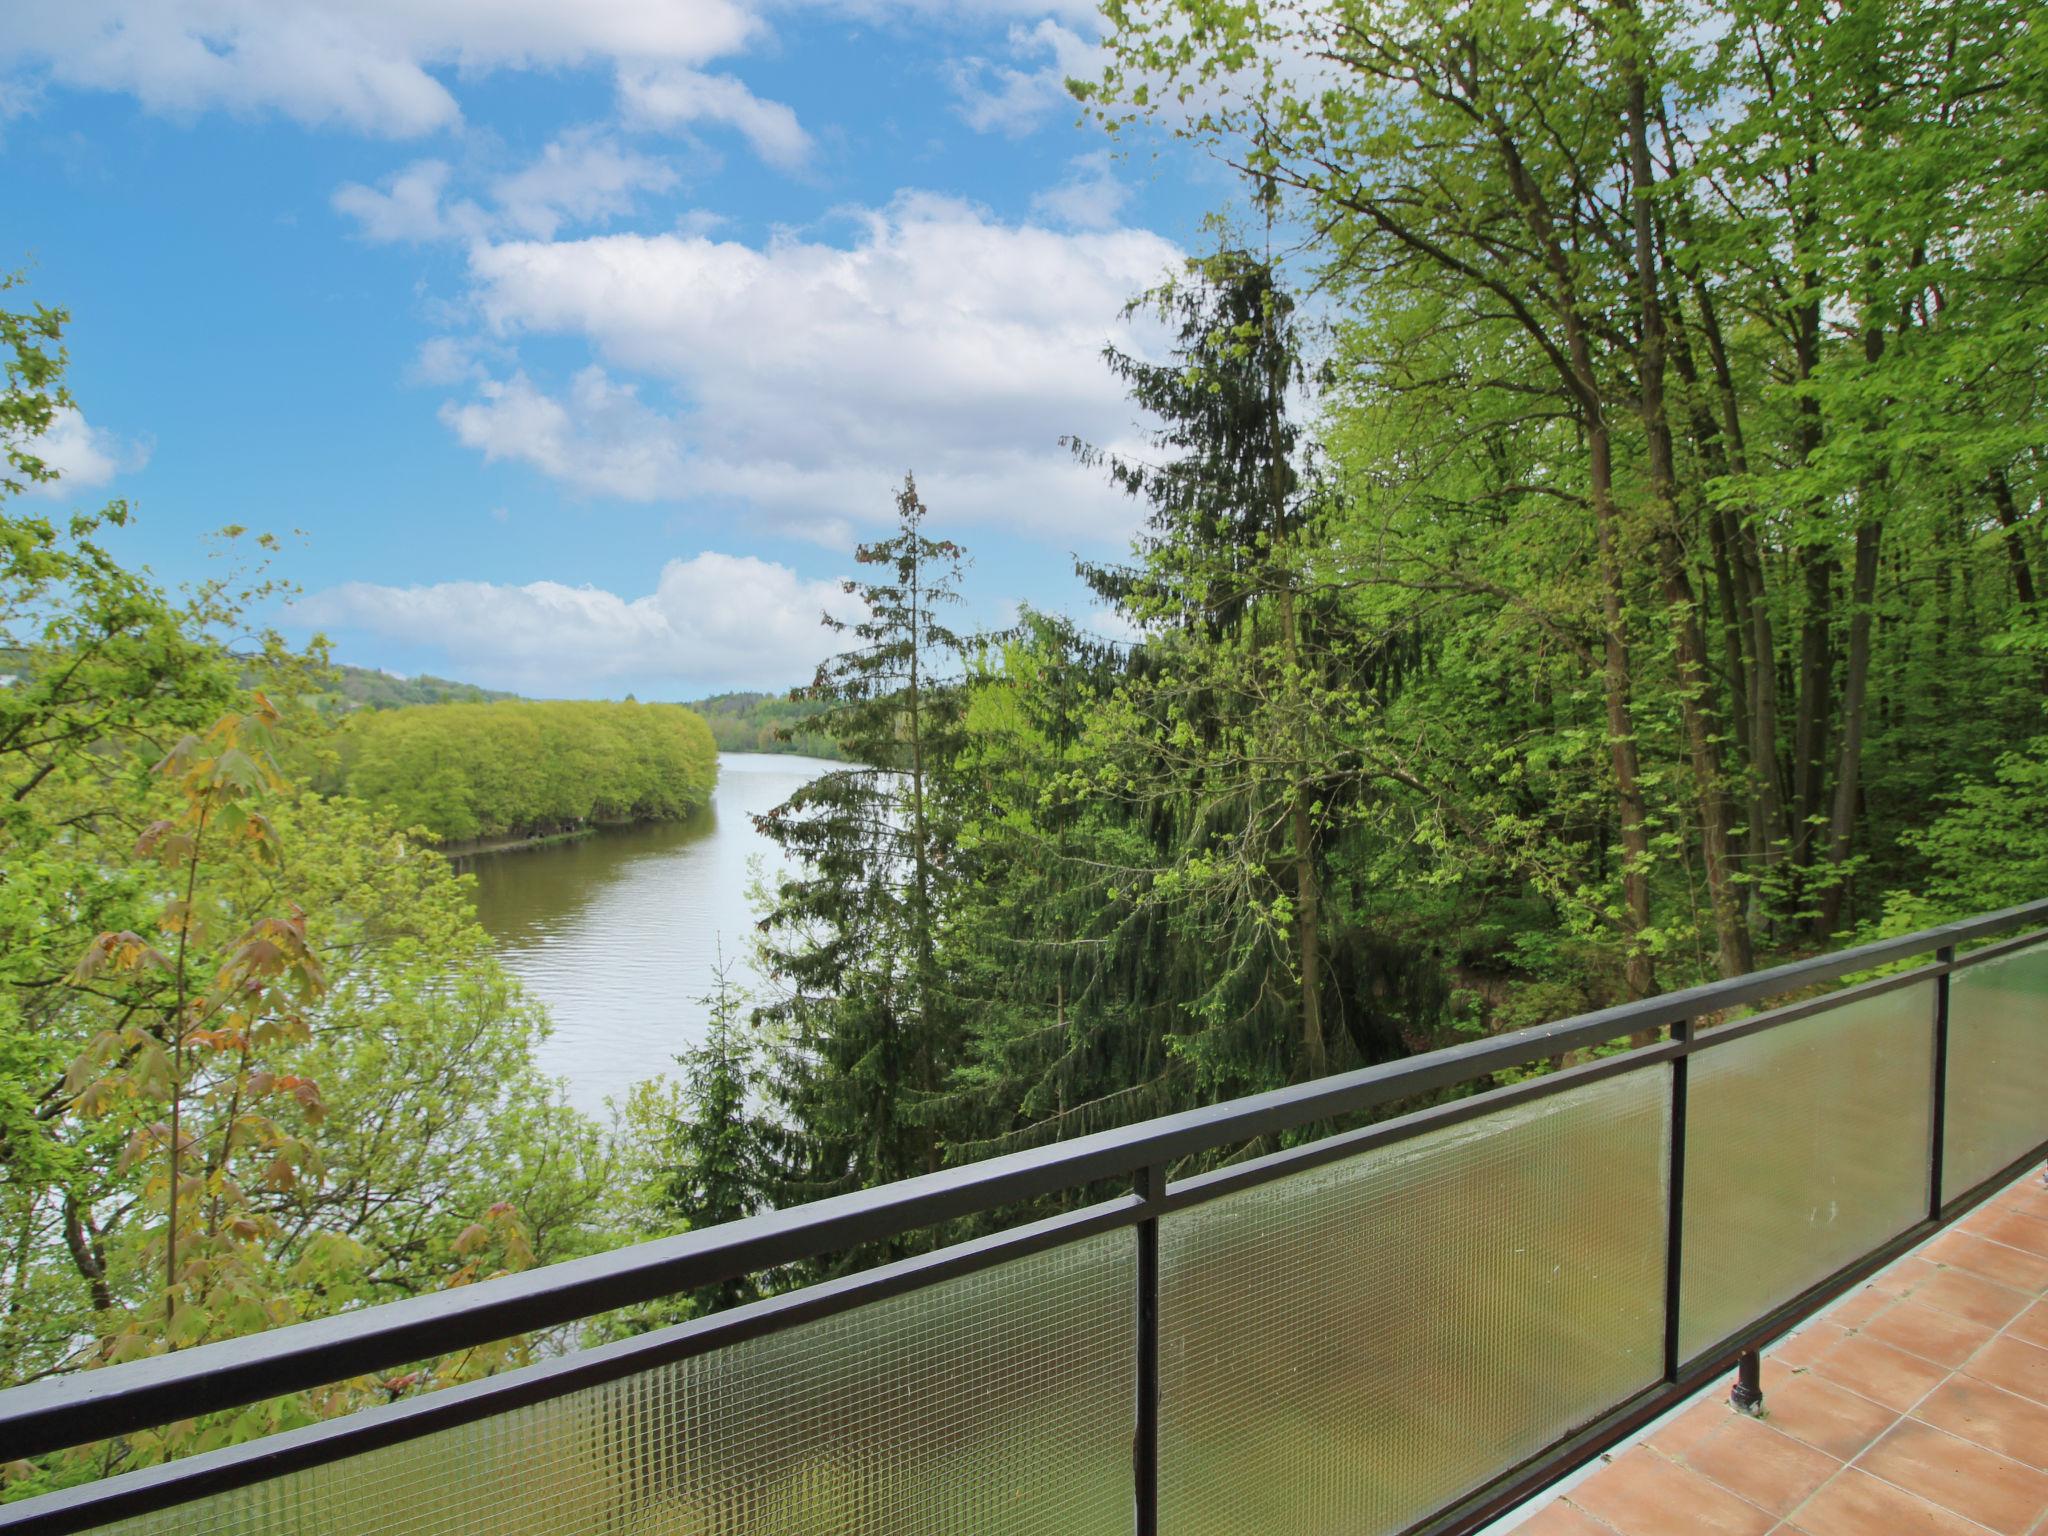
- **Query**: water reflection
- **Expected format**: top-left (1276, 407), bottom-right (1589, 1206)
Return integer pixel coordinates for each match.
top-left (464, 752), bottom-right (837, 1116)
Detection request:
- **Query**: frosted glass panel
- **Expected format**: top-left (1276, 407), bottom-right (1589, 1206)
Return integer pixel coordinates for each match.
top-left (96, 1231), bottom-right (1134, 1536)
top-left (1157, 1069), bottom-right (1670, 1536)
top-left (1944, 941), bottom-right (2048, 1203)
top-left (1680, 982), bottom-right (1933, 1361)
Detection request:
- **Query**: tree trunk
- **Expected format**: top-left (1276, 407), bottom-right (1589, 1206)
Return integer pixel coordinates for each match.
top-left (1480, 78), bottom-right (1655, 996)
top-left (1816, 519), bottom-right (1881, 938)
top-left (1814, 303), bottom-right (1894, 940)
top-left (1789, 295), bottom-right (1832, 872)
top-left (63, 1191), bottom-right (116, 1315)
top-left (1989, 468), bottom-right (2040, 608)
top-left (1696, 284), bottom-right (1789, 876)
top-left (1625, 54), bottom-right (1753, 978)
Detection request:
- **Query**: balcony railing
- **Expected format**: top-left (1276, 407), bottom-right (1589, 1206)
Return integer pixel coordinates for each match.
top-left (1, 901), bottom-right (2044, 1536)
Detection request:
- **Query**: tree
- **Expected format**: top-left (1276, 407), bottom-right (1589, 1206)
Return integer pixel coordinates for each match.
top-left (1086, 0), bottom-right (2045, 983)
top-left (663, 955), bottom-right (768, 1314)
top-left (335, 700), bottom-right (717, 847)
top-left (752, 474), bottom-right (969, 1224)
top-left (1072, 246), bottom-right (1372, 1088)
top-left (0, 288), bottom-right (620, 1497)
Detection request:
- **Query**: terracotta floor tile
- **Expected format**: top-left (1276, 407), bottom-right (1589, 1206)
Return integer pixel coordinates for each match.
top-left (1681, 1414), bottom-right (1840, 1517)
top-left (1914, 1375), bottom-right (2048, 1472)
top-left (1811, 1333), bottom-right (1952, 1411)
top-left (1861, 1298), bottom-right (1999, 1368)
top-left (1568, 1448), bottom-right (1775, 1536)
top-left (2011, 1303), bottom-right (2048, 1352)
top-left (1998, 1179), bottom-right (2048, 1217)
top-left (1867, 1256), bottom-right (1943, 1298)
top-left (1858, 1419), bottom-right (2048, 1535)
top-left (1773, 1322), bottom-right (1853, 1369)
top-left (1966, 1335), bottom-right (2048, 1408)
top-left (2008, 1189), bottom-right (2048, 1226)
top-left (1518, 1501), bottom-right (1621, 1535)
top-left (1823, 1289), bottom-right (1894, 1330)
top-left (1787, 1468), bottom-right (1999, 1536)
top-left (1914, 1267), bottom-right (2035, 1330)
top-left (1757, 1356), bottom-right (1799, 1395)
top-left (1761, 1372), bottom-right (1902, 1461)
top-left (1647, 1396), bottom-right (1735, 1459)
top-left (1969, 1209), bottom-right (2048, 1260)
top-left (1923, 1231), bottom-right (2048, 1296)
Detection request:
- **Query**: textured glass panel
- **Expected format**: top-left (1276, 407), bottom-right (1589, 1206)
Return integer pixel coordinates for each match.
top-left (1944, 941), bottom-right (2048, 1204)
top-left (95, 1231), bottom-right (1133, 1536)
top-left (1680, 981), bottom-right (1933, 1361)
top-left (1157, 1069), bottom-right (1670, 1536)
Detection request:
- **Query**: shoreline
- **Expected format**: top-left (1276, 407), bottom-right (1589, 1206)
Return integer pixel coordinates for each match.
top-left (440, 826), bottom-right (599, 860)
top-left (440, 808), bottom-right (708, 862)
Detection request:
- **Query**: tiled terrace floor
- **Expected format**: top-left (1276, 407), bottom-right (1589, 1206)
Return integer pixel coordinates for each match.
top-left (1502, 1164), bottom-right (2048, 1536)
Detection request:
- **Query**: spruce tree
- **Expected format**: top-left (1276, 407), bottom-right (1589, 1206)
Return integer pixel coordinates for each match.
top-left (1071, 247), bottom-right (1373, 1093)
top-left (751, 475), bottom-right (968, 1237)
top-left (665, 955), bottom-right (767, 1313)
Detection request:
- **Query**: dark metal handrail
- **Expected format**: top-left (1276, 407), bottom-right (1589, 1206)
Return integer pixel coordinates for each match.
top-left (3, 898), bottom-right (2045, 1536)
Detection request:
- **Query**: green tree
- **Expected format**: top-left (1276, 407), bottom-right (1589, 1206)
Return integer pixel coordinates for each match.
top-left (662, 956), bottom-right (768, 1313)
top-left (753, 474), bottom-right (969, 1221)
top-left (336, 700), bottom-right (717, 846)
top-left (1072, 247), bottom-right (1367, 1088)
top-left (0, 289), bottom-right (620, 1497)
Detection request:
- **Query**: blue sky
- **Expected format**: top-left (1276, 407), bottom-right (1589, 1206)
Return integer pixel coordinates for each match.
top-left (2, 2), bottom-right (1234, 698)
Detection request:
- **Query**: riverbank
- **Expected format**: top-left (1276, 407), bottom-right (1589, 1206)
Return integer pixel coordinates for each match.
top-left (440, 825), bottom-right (596, 860)
top-left (335, 699), bottom-right (718, 847)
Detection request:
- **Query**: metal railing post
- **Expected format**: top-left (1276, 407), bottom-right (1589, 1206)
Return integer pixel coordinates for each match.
top-left (1929, 944), bottom-right (1955, 1220)
top-left (1134, 1165), bottom-right (1163, 1536)
top-left (1662, 1017), bottom-right (1693, 1383)
top-left (1731, 1349), bottom-right (1764, 1416)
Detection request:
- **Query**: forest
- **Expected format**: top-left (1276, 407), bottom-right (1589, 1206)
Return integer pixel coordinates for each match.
top-left (3, 0), bottom-right (2046, 1498)
top-left (329, 699), bottom-right (718, 847)
top-left (718, 0), bottom-right (2048, 1214)
top-left (320, 663), bottom-right (519, 712)
top-left (683, 691), bottom-right (848, 760)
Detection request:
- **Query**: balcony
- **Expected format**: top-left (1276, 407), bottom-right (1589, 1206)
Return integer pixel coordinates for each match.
top-left (1, 903), bottom-right (2044, 1536)
top-left (1498, 1168), bottom-right (2048, 1536)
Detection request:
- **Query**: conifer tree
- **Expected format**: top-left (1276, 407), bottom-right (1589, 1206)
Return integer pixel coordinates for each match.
top-left (665, 954), bottom-right (767, 1313)
top-left (751, 475), bottom-right (968, 1233)
top-left (1072, 247), bottom-right (1370, 1091)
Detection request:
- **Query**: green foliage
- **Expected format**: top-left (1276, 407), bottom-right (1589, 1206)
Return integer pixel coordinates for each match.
top-left (0, 285), bottom-right (620, 1496)
top-left (1082, 0), bottom-right (2047, 990)
top-left (334, 699), bottom-right (718, 845)
top-left (1876, 735), bottom-right (2048, 932)
top-left (752, 475), bottom-right (970, 1231)
top-left (683, 691), bottom-right (847, 759)
top-left (319, 663), bottom-right (520, 712)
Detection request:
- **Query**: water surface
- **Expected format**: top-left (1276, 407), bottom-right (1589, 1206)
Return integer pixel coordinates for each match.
top-left (465, 752), bottom-right (837, 1115)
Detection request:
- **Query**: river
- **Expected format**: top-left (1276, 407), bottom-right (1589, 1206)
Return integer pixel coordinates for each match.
top-left (464, 751), bottom-right (839, 1116)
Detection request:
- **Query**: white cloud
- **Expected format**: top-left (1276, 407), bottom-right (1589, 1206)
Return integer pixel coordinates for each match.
top-left (20, 407), bottom-right (147, 497)
top-left (3, 1), bottom-right (763, 135)
top-left (491, 129), bottom-right (681, 239)
top-left (1032, 151), bottom-right (1129, 230)
top-left (439, 191), bottom-right (1177, 544)
top-left (440, 368), bottom-right (688, 502)
top-left (332, 160), bottom-right (489, 244)
top-left (300, 552), bottom-right (862, 694)
top-left (408, 335), bottom-right (486, 386)
top-left (617, 67), bottom-right (811, 171)
top-left (947, 19), bottom-right (1096, 137)
top-left (336, 132), bottom-right (678, 245)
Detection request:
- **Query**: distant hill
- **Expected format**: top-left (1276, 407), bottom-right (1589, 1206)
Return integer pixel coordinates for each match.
top-left (12, 645), bottom-right (847, 765)
top-left (324, 664), bottom-right (521, 711)
top-left (683, 691), bottom-right (846, 759)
